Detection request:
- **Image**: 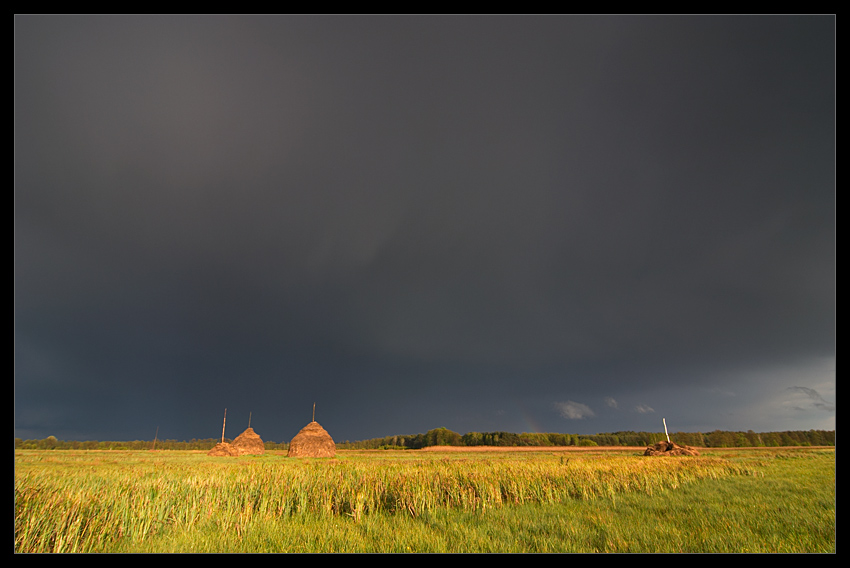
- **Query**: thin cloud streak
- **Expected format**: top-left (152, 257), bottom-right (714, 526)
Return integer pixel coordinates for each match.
top-left (787, 387), bottom-right (835, 412)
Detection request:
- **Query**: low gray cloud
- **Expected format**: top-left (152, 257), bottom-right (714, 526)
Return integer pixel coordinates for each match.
top-left (555, 401), bottom-right (596, 420)
top-left (605, 397), bottom-right (618, 409)
top-left (633, 405), bottom-right (655, 414)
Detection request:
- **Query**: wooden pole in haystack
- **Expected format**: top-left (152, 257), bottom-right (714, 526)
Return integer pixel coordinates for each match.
top-left (248, 411), bottom-right (252, 429)
top-left (221, 408), bottom-right (227, 443)
top-left (312, 402), bottom-right (316, 422)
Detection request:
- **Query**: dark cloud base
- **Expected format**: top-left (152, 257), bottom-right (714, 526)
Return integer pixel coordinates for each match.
top-left (16, 16), bottom-right (835, 441)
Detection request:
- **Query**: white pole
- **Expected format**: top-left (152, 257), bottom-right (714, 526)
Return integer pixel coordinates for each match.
top-left (663, 418), bottom-right (670, 443)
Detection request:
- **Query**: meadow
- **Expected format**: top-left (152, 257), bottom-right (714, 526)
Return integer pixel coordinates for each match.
top-left (15, 446), bottom-right (835, 553)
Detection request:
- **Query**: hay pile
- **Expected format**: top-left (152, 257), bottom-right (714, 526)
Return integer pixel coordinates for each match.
top-left (288, 421), bottom-right (336, 458)
top-left (233, 427), bottom-right (265, 455)
top-left (644, 441), bottom-right (700, 456)
top-left (207, 442), bottom-right (245, 456)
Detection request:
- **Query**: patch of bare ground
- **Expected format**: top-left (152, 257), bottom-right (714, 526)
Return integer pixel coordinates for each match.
top-left (709, 446), bottom-right (833, 450)
top-left (417, 446), bottom-right (649, 452)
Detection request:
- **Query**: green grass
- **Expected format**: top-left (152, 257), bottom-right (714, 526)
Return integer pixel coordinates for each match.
top-left (15, 448), bottom-right (834, 553)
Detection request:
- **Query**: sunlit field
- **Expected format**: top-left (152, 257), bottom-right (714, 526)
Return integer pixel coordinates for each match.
top-left (15, 447), bottom-right (834, 553)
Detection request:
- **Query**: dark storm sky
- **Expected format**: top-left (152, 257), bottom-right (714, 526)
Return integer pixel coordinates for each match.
top-left (15, 16), bottom-right (834, 443)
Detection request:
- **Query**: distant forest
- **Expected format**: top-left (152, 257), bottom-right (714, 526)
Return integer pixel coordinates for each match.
top-left (341, 428), bottom-right (834, 450)
top-left (15, 429), bottom-right (834, 451)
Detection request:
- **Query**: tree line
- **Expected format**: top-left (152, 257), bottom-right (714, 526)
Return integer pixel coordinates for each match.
top-left (14, 429), bottom-right (834, 451)
top-left (341, 428), bottom-right (835, 450)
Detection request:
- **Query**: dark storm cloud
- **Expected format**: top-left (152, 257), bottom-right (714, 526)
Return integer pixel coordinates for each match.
top-left (16, 16), bottom-right (834, 441)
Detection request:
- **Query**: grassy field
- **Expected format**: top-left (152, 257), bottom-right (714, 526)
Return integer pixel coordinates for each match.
top-left (15, 446), bottom-right (835, 553)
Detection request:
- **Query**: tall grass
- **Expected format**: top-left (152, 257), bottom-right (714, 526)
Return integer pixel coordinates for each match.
top-left (16, 449), bottom-right (828, 553)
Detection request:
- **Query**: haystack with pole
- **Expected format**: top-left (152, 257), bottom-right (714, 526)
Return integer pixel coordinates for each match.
top-left (643, 418), bottom-right (700, 456)
top-left (230, 411), bottom-right (265, 455)
top-left (207, 407), bottom-right (247, 457)
top-left (643, 440), bottom-right (700, 456)
top-left (288, 403), bottom-right (336, 458)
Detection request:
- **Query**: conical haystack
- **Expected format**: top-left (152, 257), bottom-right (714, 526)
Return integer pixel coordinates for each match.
top-left (207, 442), bottom-right (244, 456)
top-left (233, 427), bottom-right (265, 455)
top-left (288, 421), bottom-right (336, 458)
